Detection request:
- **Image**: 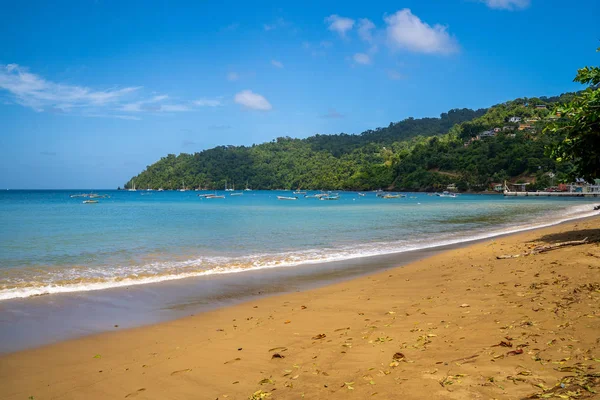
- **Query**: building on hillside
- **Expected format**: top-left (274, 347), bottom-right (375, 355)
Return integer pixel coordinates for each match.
top-left (479, 130), bottom-right (496, 138)
top-left (535, 104), bottom-right (547, 109)
top-left (518, 124), bottom-right (533, 131)
top-left (491, 183), bottom-right (503, 192)
top-left (508, 182), bottom-right (531, 192)
top-left (509, 116), bottom-right (521, 123)
top-left (447, 183), bottom-right (457, 192)
top-left (493, 127), bottom-right (501, 133)
top-left (502, 125), bottom-right (516, 131)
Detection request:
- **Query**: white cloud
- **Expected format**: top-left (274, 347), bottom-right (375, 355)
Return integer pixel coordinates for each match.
top-left (194, 98), bottom-right (222, 107)
top-left (234, 90), bottom-right (272, 111)
top-left (0, 64), bottom-right (220, 118)
top-left (325, 14), bottom-right (355, 37)
top-left (0, 63), bottom-right (140, 112)
top-left (384, 9), bottom-right (458, 54)
top-left (271, 60), bottom-right (284, 68)
top-left (227, 72), bottom-right (240, 81)
top-left (358, 18), bottom-right (376, 42)
top-left (480, 0), bottom-right (530, 10)
top-left (353, 53), bottom-right (371, 65)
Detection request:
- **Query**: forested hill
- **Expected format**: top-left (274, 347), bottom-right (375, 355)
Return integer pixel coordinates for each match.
top-left (125, 93), bottom-right (575, 192)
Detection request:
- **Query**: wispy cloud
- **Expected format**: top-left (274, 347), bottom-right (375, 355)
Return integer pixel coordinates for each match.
top-left (264, 18), bottom-right (289, 31)
top-left (320, 108), bottom-right (344, 119)
top-left (234, 90), bottom-right (272, 111)
top-left (271, 60), bottom-right (284, 68)
top-left (302, 41), bottom-right (332, 57)
top-left (387, 70), bottom-right (406, 80)
top-left (357, 18), bottom-right (376, 42)
top-left (0, 64), bottom-right (219, 119)
top-left (480, 0), bottom-right (530, 10)
top-left (353, 53), bottom-right (371, 65)
top-left (0, 64), bottom-right (140, 112)
top-left (384, 9), bottom-right (458, 54)
top-left (227, 72), bottom-right (240, 81)
top-left (194, 98), bottom-right (222, 107)
top-left (325, 14), bottom-right (355, 37)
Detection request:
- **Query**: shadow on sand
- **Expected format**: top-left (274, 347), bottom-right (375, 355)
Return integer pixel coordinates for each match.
top-left (536, 228), bottom-right (600, 244)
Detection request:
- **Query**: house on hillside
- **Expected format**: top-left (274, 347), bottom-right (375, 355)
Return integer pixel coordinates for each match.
top-left (509, 116), bottom-right (521, 123)
top-left (491, 183), bottom-right (503, 192)
top-left (447, 183), bottom-right (457, 192)
top-left (502, 125), bottom-right (516, 131)
top-left (518, 124), bottom-right (532, 131)
top-left (508, 182), bottom-right (531, 192)
top-left (479, 130), bottom-right (496, 138)
top-left (493, 127), bottom-right (501, 133)
top-left (535, 104), bottom-right (547, 109)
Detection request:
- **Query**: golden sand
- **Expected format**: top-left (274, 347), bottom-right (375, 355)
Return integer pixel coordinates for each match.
top-left (1, 217), bottom-right (599, 399)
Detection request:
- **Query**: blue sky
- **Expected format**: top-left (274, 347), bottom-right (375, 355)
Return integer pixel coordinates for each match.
top-left (1, 0), bottom-right (599, 189)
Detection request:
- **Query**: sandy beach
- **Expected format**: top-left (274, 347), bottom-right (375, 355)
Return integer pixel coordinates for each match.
top-left (1, 216), bottom-right (599, 400)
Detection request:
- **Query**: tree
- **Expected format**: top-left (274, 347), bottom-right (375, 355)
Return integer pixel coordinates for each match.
top-left (545, 48), bottom-right (600, 181)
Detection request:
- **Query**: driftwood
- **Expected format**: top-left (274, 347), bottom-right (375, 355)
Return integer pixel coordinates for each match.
top-left (496, 238), bottom-right (589, 259)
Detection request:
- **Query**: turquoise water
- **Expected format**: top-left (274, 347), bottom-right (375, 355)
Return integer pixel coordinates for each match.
top-left (0, 190), bottom-right (597, 300)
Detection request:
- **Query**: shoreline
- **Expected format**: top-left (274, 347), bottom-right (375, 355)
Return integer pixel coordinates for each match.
top-left (1, 216), bottom-right (599, 399)
top-left (2, 199), bottom-right (597, 302)
top-left (0, 209), bottom-right (597, 354)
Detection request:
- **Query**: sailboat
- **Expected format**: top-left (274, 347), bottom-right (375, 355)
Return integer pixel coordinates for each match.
top-left (225, 180), bottom-right (234, 191)
top-left (146, 185), bottom-right (152, 191)
top-left (128, 181), bottom-right (137, 191)
top-left (244, 180), bottom-right (252, 191)
top-left (179, 180), bottom-right (187, 192)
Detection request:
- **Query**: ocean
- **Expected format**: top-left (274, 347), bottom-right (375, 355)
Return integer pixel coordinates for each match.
top-left (1, 189), bottom-right (597, 301)
top-left (0, 189), bottom-right (597, 351)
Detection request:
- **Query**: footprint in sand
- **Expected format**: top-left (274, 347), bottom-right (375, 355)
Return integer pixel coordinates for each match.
top-left (124, 388), bottom-right (146, 398)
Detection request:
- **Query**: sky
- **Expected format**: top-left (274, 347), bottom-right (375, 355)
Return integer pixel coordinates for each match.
top-left (1, 0), bottom-right (599, 189)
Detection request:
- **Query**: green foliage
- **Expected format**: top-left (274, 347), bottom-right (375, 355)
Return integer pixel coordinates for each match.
top-left (544, 49), bottom-right (600, 181)
top-left (127, 90), bottom-right (582, 192)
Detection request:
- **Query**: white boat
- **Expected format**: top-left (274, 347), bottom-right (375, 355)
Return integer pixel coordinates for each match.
top-left (382, 194), bottom-right (402, 199)
top-left (230, 192), bottom-right (244, 196)
top-left (206, 194), bottom-right (225, 199)
top-left (179, 180), bottom-right (188, 192)
top-left (277, 196), bottom-right (298, 200)
top-left (83, 200), bottom-right (98, 204)
top-left (293, 191), bottom-right (306, 195)
top-left (437, 191), bottom-right (457, 198)
top-left (244, 181), bottom-right (252, 191)
top-left (224, 180), bottom-right (234, 191)
top-left (128, 181), bottom-right (137, 192)
top-left (146, 186), bottom-right (152, 191)
top-left (158, 188), bottom-right (164, 192)
top-left (320, 195), bottom-right (340, 200)
top-left (358, 193), bottom-right (366, 197)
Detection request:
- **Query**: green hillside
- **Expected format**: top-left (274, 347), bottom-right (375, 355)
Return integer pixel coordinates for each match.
top-left (125, 94), bottom-right (575, 192)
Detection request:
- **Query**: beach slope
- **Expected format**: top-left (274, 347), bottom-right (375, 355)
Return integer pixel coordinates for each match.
top-left (1, 217), bottom-right (599, 399)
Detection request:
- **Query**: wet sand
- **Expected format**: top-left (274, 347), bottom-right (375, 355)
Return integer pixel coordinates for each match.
top-left (1, 216), bottom-right (599, 399)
